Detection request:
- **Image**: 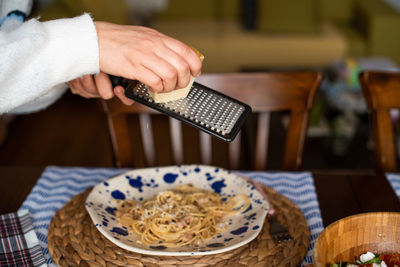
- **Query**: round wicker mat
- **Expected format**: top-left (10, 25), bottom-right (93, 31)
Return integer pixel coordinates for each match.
top-left (48, 184), bottom-right (309, 267)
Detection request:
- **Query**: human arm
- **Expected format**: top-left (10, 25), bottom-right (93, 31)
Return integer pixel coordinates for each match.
top-left (67, 22), bottom-right (203, 105)
top-left (0, 13), bottom-right (99, 114)
top-left (0, 5), bottom-right (202, 114)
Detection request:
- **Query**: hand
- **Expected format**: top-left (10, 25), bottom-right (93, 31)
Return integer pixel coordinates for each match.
top-left (66, 72), bottom-right (135, 105)
top-left (94, 22), bottom-right (202, 93)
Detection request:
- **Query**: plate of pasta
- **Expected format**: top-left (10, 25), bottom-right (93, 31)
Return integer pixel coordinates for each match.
top-left (85, 165), bottom-right (269, 256)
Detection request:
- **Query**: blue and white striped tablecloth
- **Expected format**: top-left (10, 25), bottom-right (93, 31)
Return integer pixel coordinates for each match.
top-left (20, 166), bottom-right (324, 267)
top-left (386, 173), bottom-right (400, 199)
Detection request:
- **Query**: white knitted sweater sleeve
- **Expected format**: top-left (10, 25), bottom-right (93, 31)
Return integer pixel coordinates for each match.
top-left (0, 8), bottom-right (99, 114)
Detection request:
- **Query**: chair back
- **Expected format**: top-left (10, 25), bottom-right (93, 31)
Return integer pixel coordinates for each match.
top-left (102, 72), bottom-right (322, 171)
top-left (359, 70), bottom-right (400, 172)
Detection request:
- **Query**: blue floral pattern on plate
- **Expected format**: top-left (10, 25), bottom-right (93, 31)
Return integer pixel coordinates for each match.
top-left (85, 165), bottom-right (269, 256)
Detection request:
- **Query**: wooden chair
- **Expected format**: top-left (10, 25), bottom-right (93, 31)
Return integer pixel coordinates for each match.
top-left (102, 72), bottom-right (322, 171)
top-left (359, 70), bottom-right (400, 173)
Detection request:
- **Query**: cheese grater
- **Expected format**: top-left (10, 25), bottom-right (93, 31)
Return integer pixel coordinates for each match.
top-left (110, 76), bottom-right (251, 142)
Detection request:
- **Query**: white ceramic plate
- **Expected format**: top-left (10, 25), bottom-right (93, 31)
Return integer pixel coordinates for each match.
top-left (85, 165), bottom-right (269, 256)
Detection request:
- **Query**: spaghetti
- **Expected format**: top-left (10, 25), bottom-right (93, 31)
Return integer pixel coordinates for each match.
top-left (116, 184), bottom-right (250, 248)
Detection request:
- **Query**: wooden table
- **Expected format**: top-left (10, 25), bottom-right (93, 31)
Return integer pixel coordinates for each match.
top-left (0, 166), bottom-right (399, 226)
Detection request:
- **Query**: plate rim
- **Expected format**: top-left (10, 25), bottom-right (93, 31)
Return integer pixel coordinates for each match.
top-left (85, 164), bottom-right (269, 256)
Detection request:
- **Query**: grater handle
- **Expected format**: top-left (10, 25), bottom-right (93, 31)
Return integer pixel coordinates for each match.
top-left (109, 75), bottom-right (129, 88)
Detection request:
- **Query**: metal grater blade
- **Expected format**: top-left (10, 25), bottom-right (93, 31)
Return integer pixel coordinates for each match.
top-left (123, 80), bottom-right (252, 142)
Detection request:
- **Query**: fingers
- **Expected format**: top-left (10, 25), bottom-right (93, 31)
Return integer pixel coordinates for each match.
top-left (67, 73), bottom-right (135, 106)
top-left (68, 73), bottom-right (113, 100)
top-left (142, 55), bottom-right (179, 92)
top-left (131, 48), bottom-right (192, 92)
top-left (67, 77), bottom-right (98, 98)
top-left (125, 63), bottom-right (164, 93)
top-left (95, 22), bottom-right (202, 93)
top-left (94, 72), bottom-right (113, 99)
top-left (163, 38), bottom-right (202, 77)
top-left (155, 46), bottom-right (191, 90)
top-left (123, 51), bottom-right (178, 93)
top-left (114, 86), bottom-right (135, 105)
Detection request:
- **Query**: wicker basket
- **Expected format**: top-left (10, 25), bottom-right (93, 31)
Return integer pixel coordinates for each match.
top-left (48, 184), bottom-right (310, 267)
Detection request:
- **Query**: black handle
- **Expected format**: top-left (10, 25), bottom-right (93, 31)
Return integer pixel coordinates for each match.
top-left (109, 75), bottom-right (129, 88)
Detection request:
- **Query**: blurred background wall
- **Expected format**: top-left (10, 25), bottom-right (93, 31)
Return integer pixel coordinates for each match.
top-left (1, 0), bottom-right (399, 169)
top-left (33, 0), bottom-right (400, 73)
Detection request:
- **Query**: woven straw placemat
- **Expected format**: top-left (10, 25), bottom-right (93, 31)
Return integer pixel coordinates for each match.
top-left (48, 184), bottom-right (309, 267)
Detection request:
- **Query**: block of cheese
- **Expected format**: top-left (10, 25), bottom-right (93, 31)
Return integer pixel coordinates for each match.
top-left (149, 47), bottom-right (204, 103)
